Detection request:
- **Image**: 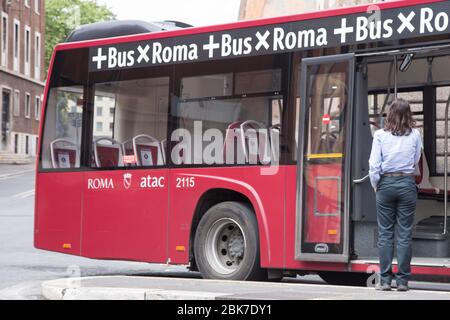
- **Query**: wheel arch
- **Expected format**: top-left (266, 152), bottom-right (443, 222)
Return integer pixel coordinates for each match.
top-left (189, 188), bottom-right (263, 271)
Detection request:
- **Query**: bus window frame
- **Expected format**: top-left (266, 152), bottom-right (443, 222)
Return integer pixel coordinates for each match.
top-left (168, 53), bottom-right (292, 169)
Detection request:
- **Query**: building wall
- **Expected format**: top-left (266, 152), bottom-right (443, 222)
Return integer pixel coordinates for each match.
top-left (1, 0), bottom-right (45, 157)
top-left (239, 0), bottom-right (394, 20)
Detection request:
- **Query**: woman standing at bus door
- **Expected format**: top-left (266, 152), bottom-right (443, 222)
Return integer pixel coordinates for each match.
top-left (369, 99), bottom-right (422, 292)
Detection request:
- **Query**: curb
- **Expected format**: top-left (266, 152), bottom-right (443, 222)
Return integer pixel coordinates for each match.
top-left (42, 278), bottom-right (232, 300)
top-left (41, 276), bottom-right (450, 300)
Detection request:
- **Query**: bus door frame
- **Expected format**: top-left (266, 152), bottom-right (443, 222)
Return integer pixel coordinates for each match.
top-left (295, 53), bottom-right (355, 263)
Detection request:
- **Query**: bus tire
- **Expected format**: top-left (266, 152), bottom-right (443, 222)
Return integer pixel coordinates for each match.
top-left (318, 271), bottom-right (370, 287)
top-left (194, 201), bottom-right (266, 281)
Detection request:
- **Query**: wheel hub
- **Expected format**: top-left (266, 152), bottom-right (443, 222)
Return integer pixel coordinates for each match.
top-left (228, 234), bottom-right (245, 259)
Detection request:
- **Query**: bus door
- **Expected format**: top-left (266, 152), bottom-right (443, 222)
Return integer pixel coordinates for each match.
top-left (295, 54), bottom-right (354, 262)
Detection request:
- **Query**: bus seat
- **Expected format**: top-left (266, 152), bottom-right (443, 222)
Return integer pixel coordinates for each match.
top-left (94, 137), bottom-right (123, 168)
top-left (121, 139), bottom-right (137, 166)
top-left (50, 139), bottom-right (79, 169)
top-left (223, 120), bottom-right (271, 164)
top-left (224, 121), bottom-right (244, 164)
top-left (269, 124), bottom-right (281, 163)
top-left (121, 139), bottom-right (134, 156)
top-left (418, 151), bottom-right (441, 195)
top-left (160, 139), bottom-right (167, 165)
top-left (240, 120), bottom-right (271, 164)
top-left (132, 134), bottom-right (164, 166)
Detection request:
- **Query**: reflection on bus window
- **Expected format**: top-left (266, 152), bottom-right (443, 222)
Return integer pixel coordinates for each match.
top-left (306, 66), bottom-right (347, 156)
top-left (92, 77), bottom-right (169, 168)
top-left (41, 86), bottom-right (83, 169)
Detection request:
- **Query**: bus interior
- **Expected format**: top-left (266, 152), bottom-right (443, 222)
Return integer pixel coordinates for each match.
top-left (353, 45), bottom-right (450, 266)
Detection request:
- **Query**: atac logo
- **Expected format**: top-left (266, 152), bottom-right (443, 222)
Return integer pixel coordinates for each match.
top-left (123, 173), bottom-right (133, 190)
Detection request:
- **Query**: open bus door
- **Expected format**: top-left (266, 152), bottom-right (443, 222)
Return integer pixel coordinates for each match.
top-left (295, 53), bottom-right (355, 262)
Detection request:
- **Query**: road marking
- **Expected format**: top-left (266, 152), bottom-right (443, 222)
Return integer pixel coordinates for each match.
top-left (0, 281), bottom-right (43, 300)
top-left (0, 169), bottom-right (34, 181)
top-left (12, 189), bottom-right (35, 199)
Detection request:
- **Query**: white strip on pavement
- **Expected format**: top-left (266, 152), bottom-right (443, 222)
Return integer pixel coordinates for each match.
top-left (12, 189), bottom-right (35, 199)
top-left (0, 169), bottom-right (34, 181)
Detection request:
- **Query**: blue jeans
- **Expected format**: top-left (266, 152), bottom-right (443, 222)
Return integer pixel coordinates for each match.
top-left (376, 176), bottom-right (417, 286)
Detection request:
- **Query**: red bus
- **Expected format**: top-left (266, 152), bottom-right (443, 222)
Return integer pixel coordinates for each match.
top-left (35, 0), bottom-right (450, 285)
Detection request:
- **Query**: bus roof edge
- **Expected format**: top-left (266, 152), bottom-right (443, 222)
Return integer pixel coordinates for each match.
top-left (65, 20), bottom-right (193, 43)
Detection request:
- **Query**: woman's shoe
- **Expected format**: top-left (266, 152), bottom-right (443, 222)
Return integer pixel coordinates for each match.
top-left (397, 284), bottom-right (409, 292)
top-left (376, 283), bottom-right (392, 291)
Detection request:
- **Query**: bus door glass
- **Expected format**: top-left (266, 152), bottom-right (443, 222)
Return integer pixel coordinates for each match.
top-left (296, 54), bottom-right (354, 262)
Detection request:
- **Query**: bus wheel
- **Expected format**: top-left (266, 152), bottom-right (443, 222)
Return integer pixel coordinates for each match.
top-left (318, 271), bottom-right (370, 287)
top-left (194, 201), bottom-right (266, 281)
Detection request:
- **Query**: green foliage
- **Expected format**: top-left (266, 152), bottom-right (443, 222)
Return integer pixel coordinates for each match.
top-left (45, 0), bottom-right (115, 70)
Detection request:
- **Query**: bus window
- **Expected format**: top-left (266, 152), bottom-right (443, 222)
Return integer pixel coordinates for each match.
top-left (367, 91), bottom-right (424, 136)
top-left (181, 74), bottom-right (232, 99)
top-left (41, 86), bottom-right (84, 169)
top-left (235, 69), bottom-right (282, 95)
top-left (436, 86), bottom-right (450, 174)
top-left (174, 69), bottom-right (282, 166)
top-left (92, 77), bottom-right (169, 168)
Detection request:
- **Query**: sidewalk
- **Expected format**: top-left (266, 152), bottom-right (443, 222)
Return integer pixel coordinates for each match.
top-left (42, 276), bottom-right (450, 300)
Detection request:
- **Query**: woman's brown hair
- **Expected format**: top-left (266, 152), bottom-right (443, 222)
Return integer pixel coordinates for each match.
top-left (384, 99), bottom-right (416, 136)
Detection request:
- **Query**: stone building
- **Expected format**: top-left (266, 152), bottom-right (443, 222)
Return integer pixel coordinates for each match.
top-left (1, 0), bottom-right (45, 163)
top-left (239, 0), bottom-right (394, 20)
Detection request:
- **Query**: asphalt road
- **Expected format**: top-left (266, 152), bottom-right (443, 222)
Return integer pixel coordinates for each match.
top-left (1, 164), bottom-right (450, 300)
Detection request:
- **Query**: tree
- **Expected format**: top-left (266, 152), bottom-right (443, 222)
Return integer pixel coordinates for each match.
top-left (45, 0), bottom-right (116, 70)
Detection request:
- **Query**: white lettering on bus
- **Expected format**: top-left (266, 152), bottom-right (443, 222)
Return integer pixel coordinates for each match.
top-left (420, 8), bottom-right (449, 34)
top-left (152, 42), bottom-right (198, 64)
top-left (88, 178), bottom-right (115, 190)
top-left (108, 47), bottom-right (135, 68)
top-left (273, 27), bottom-right (327, 51)
top-left (221, 34), bottom-right (253, 57)
top-left (356, 17), bottom-right (394, 41)
top-left (140, 176), bottom-right (165, 188)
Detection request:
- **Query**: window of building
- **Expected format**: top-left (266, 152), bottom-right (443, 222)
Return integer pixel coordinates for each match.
top-left (24, 26), bottom-right (31, 76)
top-left (25, 93), bottom-right (31, 118)
top-left (96, 106), bottom-right (103, 117)
top-left (13, 90), bottom-right (20, 116)
top-left (25, 136), bottom-right (29, 155)
top-left (1, 13), bottom-right (8, 68)
top-left (13, 19), bottom-right (20, 72)
top-left (34, 32), bottom-right (41, 80)
top-left (96, 122), bottom-right (103, 132)
top-left (14, 134), bottom-right (18, 154)
top-left (34, 0), bottom-right (40, 14)
top-left (35, 96), bottom-right (41, 120)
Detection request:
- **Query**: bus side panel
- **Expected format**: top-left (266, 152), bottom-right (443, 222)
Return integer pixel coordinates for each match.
top-left (81, 170), bottom-right (168, 263)
top-left (168, 166), bottom-right (286, 268)
top-left (34, 172), bottom-right (83, 256)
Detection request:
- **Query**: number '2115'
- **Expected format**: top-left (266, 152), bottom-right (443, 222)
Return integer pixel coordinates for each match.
top-left (176, 177), bottom-right (196, 189)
